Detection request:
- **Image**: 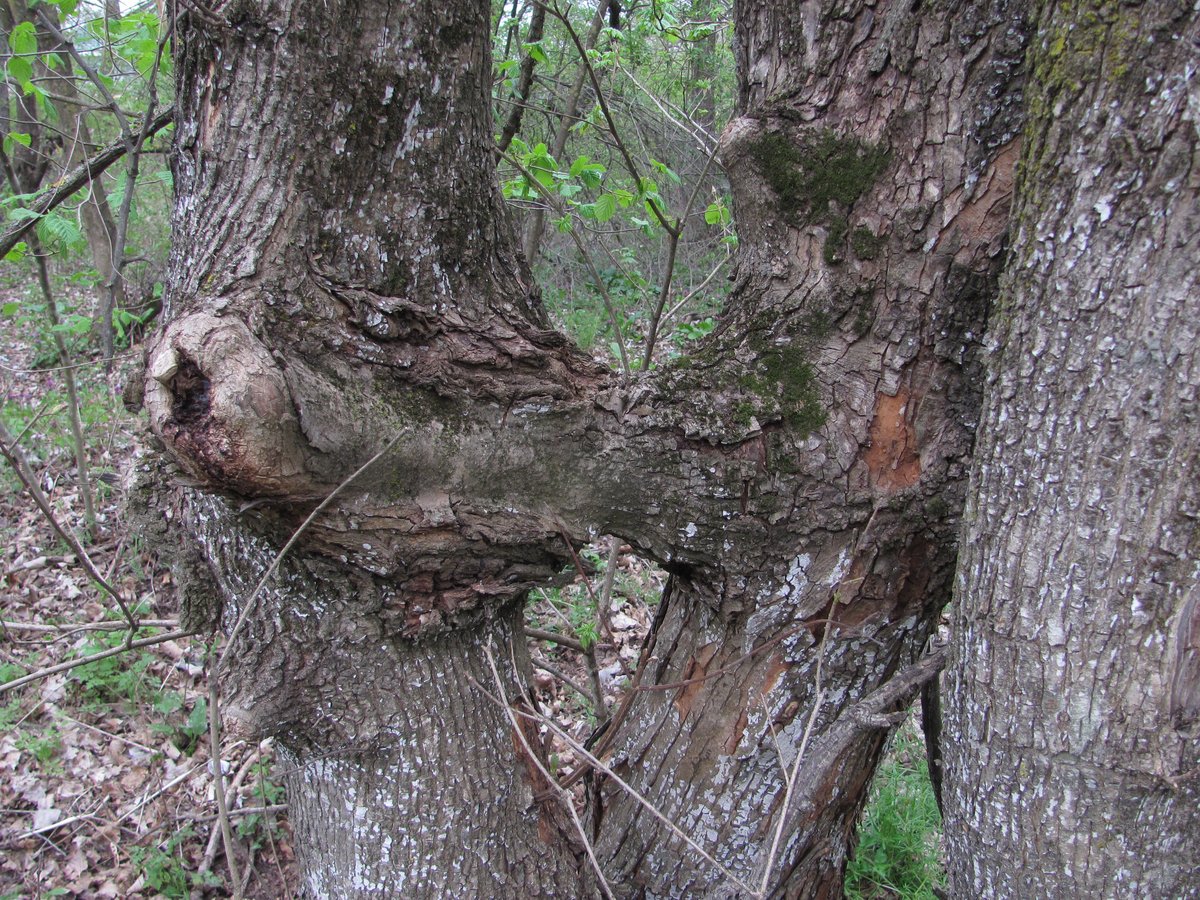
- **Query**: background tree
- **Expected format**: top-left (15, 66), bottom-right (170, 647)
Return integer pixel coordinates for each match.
top-left (942, 2), bottom-right (1200, 894)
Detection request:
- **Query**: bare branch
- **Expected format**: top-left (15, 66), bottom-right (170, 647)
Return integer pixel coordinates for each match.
top-left (0, 107), bottom-right (174, 259)
top-left (0, 629), bottom-right (194, 696)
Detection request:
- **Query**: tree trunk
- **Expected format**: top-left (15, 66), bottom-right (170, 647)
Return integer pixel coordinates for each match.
top-left (144, 0), bottom-right (1024, 895)
top-left (942, 2), bottom-right (1200, 895)
top-left (593, 1), bottom-right (1028, 894)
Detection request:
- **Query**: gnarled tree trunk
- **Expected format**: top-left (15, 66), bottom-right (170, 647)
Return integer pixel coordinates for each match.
top-left (942, 2), bottom-right (1200, 895)
top-left (592, 1), bottom-right (1028, 893)
top-left (140, 0), bottom-right (1026, 896)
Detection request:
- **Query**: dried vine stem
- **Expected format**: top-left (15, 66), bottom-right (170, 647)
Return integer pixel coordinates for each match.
top-left (483, 643), bottom-right (616, 900)
top-left (207, 660), bottom-right (244, 899)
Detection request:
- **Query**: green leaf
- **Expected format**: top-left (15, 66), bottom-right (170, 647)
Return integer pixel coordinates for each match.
top-left (704, 200), bottom-right (730, 226)
top-left (2, 301), bottom-right (21, 316)
top-left (7, 207), bottom-right (43, 223)
top-left (2, 243), bottom-right (26, 264)
top-left (593, 193), bottom-right (617, 222)
top-left (52, 313), bottom-right (92, 336)
top-left (8, 21), bottom-right (37, 57)
top-left (651, 159), bottom-right (681, 184)
top-left (523, 41), bottom-right (548, 65)
top-left (35, 212), bottom-right (85, 251)
top-left (5, 56), bottom-right (33, 89)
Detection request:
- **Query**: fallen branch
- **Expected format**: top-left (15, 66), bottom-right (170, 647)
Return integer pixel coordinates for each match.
top-left (0, 629), bottom-right (193, 696)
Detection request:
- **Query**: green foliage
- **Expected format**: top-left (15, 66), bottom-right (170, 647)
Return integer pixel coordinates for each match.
top-left (151, 693), bottom-right (209, 754)
top-left (671, 316), bottom-right (715, 345)
top-left (71, 630), bottom-right (156, 707)
top-left (16, 725), bottom-right (63, 772)
top-left (236, 759), bottom-right (287, 850)
top-left (0, 700), bottom-right (25, 732)
top-left (129, 828), bottom-right (204, 898)
top-left (846, 723), bottom-right (946, 899)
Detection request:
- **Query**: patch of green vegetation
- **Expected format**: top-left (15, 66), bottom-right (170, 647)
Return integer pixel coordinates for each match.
top-left (16, 725), bottom-right (63, 773)
top-left (750, 130), bottom-right (890, 263)
top-left (71, 629), bottom-right (157, 708)
top-left (846, 722), bottom-right (946, 900)
top-left (130, 827), bottom-right (219, 898)
top-left (150, 693), bottom-right (209, 755)
top-left (237, 758), bottom-right (287, 850)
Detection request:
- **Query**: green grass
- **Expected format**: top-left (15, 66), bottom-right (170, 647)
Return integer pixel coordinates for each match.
top-left (845, 721), bottom-right (946, 899)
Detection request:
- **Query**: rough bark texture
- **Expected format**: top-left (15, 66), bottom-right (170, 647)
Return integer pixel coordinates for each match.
top-left (141, 0), bottom-right (1026, 895)
top-left (591, 2), bottom-right (1027, 895)
top-left (942, 1), bottom-right (1200, 896)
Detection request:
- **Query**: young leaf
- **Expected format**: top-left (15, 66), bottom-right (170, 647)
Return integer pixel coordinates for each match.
top-left (594, 193), bottom-right (618, 222)
top-left (8, 21), bottom-right (37, 57)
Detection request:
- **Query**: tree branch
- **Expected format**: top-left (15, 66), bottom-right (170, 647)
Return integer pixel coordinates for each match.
top-left (0, 107), bottom-right (174, 259)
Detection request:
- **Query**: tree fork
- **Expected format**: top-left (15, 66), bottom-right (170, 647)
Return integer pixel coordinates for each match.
top-left (148, 0), bottom-right (1026, 895)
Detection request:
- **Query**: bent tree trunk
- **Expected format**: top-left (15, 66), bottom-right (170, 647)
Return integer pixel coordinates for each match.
top-left (942, 2), bottom-right (1200, 895)
top-left (143, 0), bottom-right (1017, 896)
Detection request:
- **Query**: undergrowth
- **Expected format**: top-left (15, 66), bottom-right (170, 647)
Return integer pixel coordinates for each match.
top-left (845, 720), bottom-right (946, 899)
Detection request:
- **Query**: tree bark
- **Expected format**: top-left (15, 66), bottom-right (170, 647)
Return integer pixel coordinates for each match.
top-left (143, 0), bottom-right (1025, 895)
top-left (592, 1), bottom-right (1028, 894)
top-left (942, 2), bottom-right (1200, 896)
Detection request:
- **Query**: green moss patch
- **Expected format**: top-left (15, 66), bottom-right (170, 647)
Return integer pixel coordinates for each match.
top-left (750, 129), bottom-right (890, 261)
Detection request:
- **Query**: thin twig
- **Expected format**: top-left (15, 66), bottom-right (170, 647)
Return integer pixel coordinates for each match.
top-left (530, 656), bottom-right (594, 702)
top-left (0, 619), bottom-right (178, 634)
top-left (0, 420), bottom-right (137, 629)
top-left (641, 142), bottom-right (722, 368)
top-left (554, 524), bottom-right (609, 724)
top-left (484, 643), bottom-right (616, 900)
top-left (202, 748), bottom-right (261, 875)
top-left (0, 619), bottom-right (175, 633)
top-left (547, 2), bottom-right (677, 237)
top-left (525, 626), bottom-right (587, 653)
top-left (208, 662), bottom-right (243, 898)
top-left (758, 619), bottom-right (832, 896)
top-left (480, 674), bottom-right (758, 897)
top-left (0, 629), bottom-right (193, 696)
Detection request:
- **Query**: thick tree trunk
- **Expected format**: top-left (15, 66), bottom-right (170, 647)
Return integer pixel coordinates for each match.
top-left (592, 1), bottom-right (1028, 894)
top-left (942, 2), bottom-right (1200, 896)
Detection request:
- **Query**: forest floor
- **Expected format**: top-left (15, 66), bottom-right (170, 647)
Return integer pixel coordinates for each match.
top-left (0, 294), bottom-right (661, 898)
